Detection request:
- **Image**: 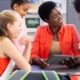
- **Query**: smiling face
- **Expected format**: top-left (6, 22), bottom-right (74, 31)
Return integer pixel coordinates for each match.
top-left (47, 8), bottom-right (63, 28)
top-left (7, 13), bottom-right (22, 39)
top-left (7, 19), bottom-right (22, 39)
top-left (0, 10), bottom-right (22, 39)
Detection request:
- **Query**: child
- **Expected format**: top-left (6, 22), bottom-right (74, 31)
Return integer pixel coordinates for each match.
top-left (10, 0), bottom-right (31, 61)
top-left (10, 0), bottom-right (31, 62)
top-left (0, 10), bottom-right (31, 77)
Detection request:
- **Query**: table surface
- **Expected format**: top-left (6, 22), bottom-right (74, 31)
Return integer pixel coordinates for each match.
top-left (7, 65), bottom-right (80, 80)
top-left (32, 65), bottom-right (80, 75)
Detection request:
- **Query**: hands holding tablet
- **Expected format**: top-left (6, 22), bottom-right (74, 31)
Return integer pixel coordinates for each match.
top-left (32, 55), bottom-right (80, 69)
top-left (46, 54), bottom-right (80, 69)
top-left (61, 57), bottom-right (79, 69)
top-left (32, 58), bottom-right (49, 69)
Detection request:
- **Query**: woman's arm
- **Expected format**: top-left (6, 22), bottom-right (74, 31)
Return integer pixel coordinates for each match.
top-left (71, 25), bottom-right (80, 55)
top-left (0, 37), bottom-right (31, 72)
top-left (31, 27), bottom-right (41, 60)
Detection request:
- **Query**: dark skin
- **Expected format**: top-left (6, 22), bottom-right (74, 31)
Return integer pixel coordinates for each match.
top-left (32, 8), bottom-right (79, 69)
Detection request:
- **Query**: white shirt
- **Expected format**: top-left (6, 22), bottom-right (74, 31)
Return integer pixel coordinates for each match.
top-left (13, 16), bottom-right (29, 54)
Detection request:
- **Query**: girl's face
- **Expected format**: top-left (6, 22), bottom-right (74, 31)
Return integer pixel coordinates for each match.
top-left (7, 19), bottom-right (22, 39)
top-left (14, 3), bottom-right (30, 17)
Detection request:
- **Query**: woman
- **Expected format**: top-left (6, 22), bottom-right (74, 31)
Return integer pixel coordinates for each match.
top-left (31, 1), bottom-right (80, 80)
top-left (0, 10), bottom-right (31, 76)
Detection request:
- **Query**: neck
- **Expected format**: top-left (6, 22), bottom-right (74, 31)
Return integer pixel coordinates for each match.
top-left (50, 26), bottom-right (61, 34)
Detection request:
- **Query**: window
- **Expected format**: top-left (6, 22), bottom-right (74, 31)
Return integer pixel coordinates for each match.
top-left (25, 18), bottom-right (40, 28)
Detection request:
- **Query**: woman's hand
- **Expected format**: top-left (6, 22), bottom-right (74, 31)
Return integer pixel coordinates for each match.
top-left (32, 58), bottom-right (49, 69)
top-left (61, 57), bottom-right (79, 68)
top-left (39, 59), bottom-right (49, 68)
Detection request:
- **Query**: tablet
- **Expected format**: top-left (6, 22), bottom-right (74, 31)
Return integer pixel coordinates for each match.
top-left (46, 54), bottom-right (80, 65)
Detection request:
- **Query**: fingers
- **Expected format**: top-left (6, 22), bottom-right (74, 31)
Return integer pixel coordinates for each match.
top-left (62, 57), bottom-right (79, 68)
top-left (18, 36), bottom-right (31, 45)
top-left (40, 59), bottom-right (49, 68)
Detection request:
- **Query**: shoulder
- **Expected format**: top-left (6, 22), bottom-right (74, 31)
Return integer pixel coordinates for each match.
top-left (37, 24), bottom-right (49, 31)
top-left (0, 37), bottom-right (13, 52)
top-left (0, 37), bottom-right (12, 46)
top-left (62, 24), bottom-right (77, 30)
top-left (63, 24), bottom-right (76, 28)
top-left (62, 24), bottom-right (78, 35)
top-left (2, 37), bottom-right (11, 43)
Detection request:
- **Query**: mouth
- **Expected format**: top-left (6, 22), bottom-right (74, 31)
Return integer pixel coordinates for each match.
top-left (59, 19), bottom-right (63, 24)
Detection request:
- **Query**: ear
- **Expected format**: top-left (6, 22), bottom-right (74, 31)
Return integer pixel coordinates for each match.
top-left (13, 4), bottom-right (18, 11)
top-left (44, 19), bottom-right (48, 23)
top-left (7, 23), bottom-right (12, 31)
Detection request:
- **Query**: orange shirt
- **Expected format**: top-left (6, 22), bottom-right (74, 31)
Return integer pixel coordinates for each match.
top-left (31, 24), bottom-right (80, 80)
top-left (0, 58), bottom-right (10, 76)
top-left (31, 24), bottom-right (80, 59)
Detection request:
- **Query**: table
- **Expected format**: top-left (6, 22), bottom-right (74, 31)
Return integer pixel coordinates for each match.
top-left (7, 65), bottom-right (80, 80)
top-left (7, 70), bottom-right (60, 80)
top-left (32, 65), bottom-right (80, 75)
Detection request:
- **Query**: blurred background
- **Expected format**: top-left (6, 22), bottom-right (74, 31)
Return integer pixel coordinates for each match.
top-left (0, 0), bottom-right (80, 39)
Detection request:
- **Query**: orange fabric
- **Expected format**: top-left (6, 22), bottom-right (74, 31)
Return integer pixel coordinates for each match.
top-left (70, 76), bottom-right (78, 80)
top-left (31, 24), bottom-right (80, 80)
top-left (31, 24), bottom-right (80, 59)
top-left (0, 58), bottom-right (10, 76)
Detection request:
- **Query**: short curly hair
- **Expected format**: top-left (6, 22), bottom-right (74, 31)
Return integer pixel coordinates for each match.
top-left (74, 0), bottom-right (80, 13)
top-left (38, 1), bottom-right (56, 21)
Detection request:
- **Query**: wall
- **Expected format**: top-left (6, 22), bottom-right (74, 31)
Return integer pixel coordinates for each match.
top-left (67, 0), bottom-right (80, 35)
top-left (0, 0), bottom-right (10, 11)
top-left (0, 0), bottom-right (67, 40)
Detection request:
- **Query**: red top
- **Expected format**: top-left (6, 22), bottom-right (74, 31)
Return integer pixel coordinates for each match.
top-left (31, 24), bottom-right (80, 59)
top-left (31, 24), bottom-right (80, 80)
top-left (0, 57), bottom-right (10, 76)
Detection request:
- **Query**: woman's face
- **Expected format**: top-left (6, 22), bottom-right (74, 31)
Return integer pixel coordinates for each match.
top-left (7, 19), bottom-right (22, 39)
top-left (47, 8), bottom-right (63, 28)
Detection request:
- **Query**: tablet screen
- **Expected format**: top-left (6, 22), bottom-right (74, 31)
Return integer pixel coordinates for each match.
top-left (46, 54), bottom-right (80, 65)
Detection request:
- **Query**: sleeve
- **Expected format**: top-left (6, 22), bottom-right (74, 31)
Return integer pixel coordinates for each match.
top-left (71, 24), bottom-right (80, 56)
top-left (30, 27), bottom-right (41, 60)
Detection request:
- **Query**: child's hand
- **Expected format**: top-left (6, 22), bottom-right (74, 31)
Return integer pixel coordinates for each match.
top-left (18, 35), bottom-right (31, 46)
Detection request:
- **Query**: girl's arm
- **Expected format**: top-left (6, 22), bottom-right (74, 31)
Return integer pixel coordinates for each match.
top-left (18, 35), bottom-right (31, 62)
top-left (23, 39), bottom-right (31, 62)
top-left (0, 37), bottom-right (31, 72)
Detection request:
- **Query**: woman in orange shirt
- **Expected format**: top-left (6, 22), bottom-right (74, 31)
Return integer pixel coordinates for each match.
top-left (31, 1), bottom-right (80, 80)
top-left (0, 10), bottom-right (31, 76)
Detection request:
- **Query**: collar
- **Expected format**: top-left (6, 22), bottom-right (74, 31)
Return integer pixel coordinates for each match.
top-left (47, 24), bottom-right (65, 35)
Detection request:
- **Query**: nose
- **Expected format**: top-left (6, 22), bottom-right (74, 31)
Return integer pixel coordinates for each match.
top-left (24, 11), bottom-right (27, 16)
top-left (54, 15), bottom-right (62, 22)
top-left (24, 13), bottom-right (26, 16)
top-left (56, 14), bottom-right (62, 22)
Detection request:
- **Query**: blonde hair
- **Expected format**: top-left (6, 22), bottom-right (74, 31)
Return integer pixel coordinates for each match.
top-left (0, 10), bottom-right (21, 36)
